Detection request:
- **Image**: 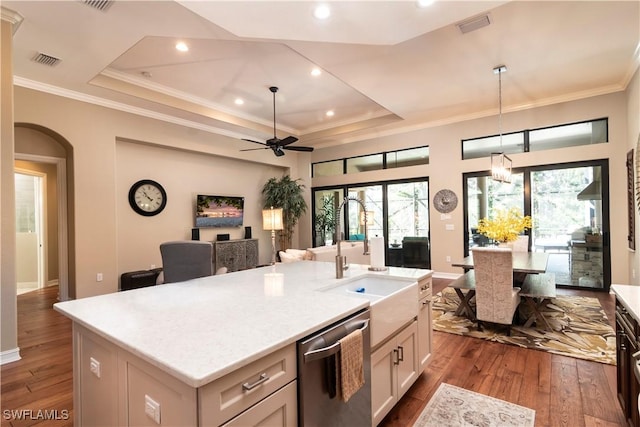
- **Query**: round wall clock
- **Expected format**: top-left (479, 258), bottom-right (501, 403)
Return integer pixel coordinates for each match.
top-left (433, 189), bottom-right (458, 213)
top-left (128, 179), bottom-right (167, 216)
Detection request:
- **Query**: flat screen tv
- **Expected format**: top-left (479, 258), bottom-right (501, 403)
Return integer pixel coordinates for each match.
top-left (195, 195), bottom-right (244, 228)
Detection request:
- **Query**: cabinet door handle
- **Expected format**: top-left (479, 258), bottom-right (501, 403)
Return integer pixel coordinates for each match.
top-left (397, 346), bottom-right (404, 362)
top-left (242, 373), bottom-right (269, 391)
top-left (393, 349), bottom-right (399, 365)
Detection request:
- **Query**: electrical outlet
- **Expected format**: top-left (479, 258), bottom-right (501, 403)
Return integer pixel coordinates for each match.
top-left (446, 256), bottom-right (451, 262)
top-left (144, 395), bottom-right (161, 424)
top-left (150, 264), bottom-right (156, 269)
top-left (89, 357), bottom-right (101, 378)
top-left (445, 224), bottom-right (454, 231)
top-left (96, 273), bottom-right (103, 282)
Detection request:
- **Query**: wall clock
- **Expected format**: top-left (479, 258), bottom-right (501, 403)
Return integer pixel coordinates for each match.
top-left (433, 189), bottom-right (458, 213)
top-left (128, 179), bottom-right (167, 216)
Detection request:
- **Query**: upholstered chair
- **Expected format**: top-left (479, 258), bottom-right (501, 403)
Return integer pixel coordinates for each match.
top-left (160, 241), bottom-right (214, 283)
top-left (471, 247), bottom-right (521, 332)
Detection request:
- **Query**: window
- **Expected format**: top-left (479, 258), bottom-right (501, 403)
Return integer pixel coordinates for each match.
top-left (462, 118), bottom-right (607, 160)
top-left (311, 146), bottom-right (429, 177)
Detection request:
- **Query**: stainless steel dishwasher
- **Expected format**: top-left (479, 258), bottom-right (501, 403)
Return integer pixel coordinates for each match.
top-left (297, 309), bottom-right (372, 427)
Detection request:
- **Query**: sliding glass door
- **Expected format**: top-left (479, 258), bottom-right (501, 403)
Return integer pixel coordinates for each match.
top-left (312, 178), bottom-right (430, 268)
top-left (464, 160), bottom-right (610, 290)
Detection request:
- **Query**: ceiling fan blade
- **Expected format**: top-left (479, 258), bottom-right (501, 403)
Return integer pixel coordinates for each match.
top-left (240, 147), bottom-right (269, 152)
top-left (278, 136), bottom-right (298, 146)
top-left (283, 145), bottom-right (314, 152)
top-left (242, 138), bottom-right (268, 147)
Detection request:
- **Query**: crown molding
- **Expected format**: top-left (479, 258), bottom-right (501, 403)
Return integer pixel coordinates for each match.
top-left (13, 76), bottom-right (250, 141)
top-left (1, 6), bottom-right (23, 34)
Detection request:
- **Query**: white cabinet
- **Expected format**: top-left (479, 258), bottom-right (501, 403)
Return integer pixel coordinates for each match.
top-left (417, 276), bottom-right (433, 370)
top-left (73, 324), bottom-right (295, 427)
top-left (371, 321), bottom-right (419, 426)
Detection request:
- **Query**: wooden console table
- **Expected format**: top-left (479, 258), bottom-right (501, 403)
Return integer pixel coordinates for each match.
top-left (214, 239), bottom-right (258, 272)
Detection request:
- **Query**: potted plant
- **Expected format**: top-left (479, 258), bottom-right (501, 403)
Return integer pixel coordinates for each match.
top-left (261, 175), bottom-right (308, 251)
top-left (315, 194), bottom-right (336, 246)
top-left (477, 207), bottom-right (532, 246)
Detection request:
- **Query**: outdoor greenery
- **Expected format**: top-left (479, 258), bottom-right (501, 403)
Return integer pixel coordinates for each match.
top-left (261, 175), bottom-right (307, 251)
top-left (315, 194), bottom-right (336, 244)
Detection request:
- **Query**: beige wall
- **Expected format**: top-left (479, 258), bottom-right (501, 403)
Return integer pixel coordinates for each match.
top-left (312, 90), bottom-right (631, 284)
top-left (1, 18), bottom-right (18, 356)
top-left (13, 86), bottom-right (309, 298)
top-left (115, 140), bottom-right (284, 274)
top-left (628, 68), bottom-right (640, 285)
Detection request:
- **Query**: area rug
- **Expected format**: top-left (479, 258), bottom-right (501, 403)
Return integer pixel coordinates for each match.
top-left (414, 383), bottom-right (535, 427)
top-left (433, 287), bottom-right (616, 365)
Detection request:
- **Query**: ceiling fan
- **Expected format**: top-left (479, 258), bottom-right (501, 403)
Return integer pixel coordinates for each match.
top-left (241, 86), bottom-right (314, 157)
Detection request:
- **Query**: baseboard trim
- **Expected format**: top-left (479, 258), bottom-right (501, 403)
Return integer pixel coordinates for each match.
top-left (0, 348), bottom-right (21, 365)
top-left (47, 279), bottom-right (59, 287)
top-left (433, 271), bottom-right (462, 280)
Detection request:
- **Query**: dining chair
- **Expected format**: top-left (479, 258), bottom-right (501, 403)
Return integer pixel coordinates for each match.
top-left (160, 241), bottom-right (214, 283)
top-left (471, 247), bottom-right (521, 334)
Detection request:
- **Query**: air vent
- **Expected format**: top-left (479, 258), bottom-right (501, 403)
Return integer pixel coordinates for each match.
top-left (81, 0), bottom-right (113, 12)
top-left (456, 14), bottom-right (491, 34)
top-left (32, 53), bottom-right (61, 67)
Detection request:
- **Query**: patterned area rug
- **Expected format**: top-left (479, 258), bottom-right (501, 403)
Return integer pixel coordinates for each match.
top-left (414, 383), bottom-right (535, 427)
top-left (433, 287), bottom-right (616, 365)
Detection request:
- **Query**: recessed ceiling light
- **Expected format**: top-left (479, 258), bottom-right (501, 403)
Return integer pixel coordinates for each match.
top-left (234, 98), bottom-right (244, 105)
top-left (175, 41), bottom-right (189, 52)
top-left (326, 110), bottom-right (335, 117)
top-left (311, 68), bottom-right (322, 77)
top-left (314, 4), bottom-right (331, 20)
top-left (416, 0), bottom-right (435, 7)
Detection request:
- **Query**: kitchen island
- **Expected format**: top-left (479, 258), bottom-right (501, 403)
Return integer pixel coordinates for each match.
top-left (55, 261), bottom-right (432, 426)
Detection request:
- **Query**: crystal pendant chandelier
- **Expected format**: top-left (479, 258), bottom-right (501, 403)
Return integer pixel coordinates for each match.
top-left (491, 65), bottom-right (512, 183)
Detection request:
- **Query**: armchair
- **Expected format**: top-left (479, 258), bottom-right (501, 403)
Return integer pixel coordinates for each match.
top-left (471, 247), bottom-right (521, 333)
top-left (160, 241), bottom-right (213, 283)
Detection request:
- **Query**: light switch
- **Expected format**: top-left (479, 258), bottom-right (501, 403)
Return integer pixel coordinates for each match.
top-left (89, 357), bottom-right (101, 378)
top-left (144, 395), bottom-right (161, 424)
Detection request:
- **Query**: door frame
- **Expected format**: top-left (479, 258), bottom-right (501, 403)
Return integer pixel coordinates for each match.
top-left (14, 169), bottom-right (45, 289)
top-left (14, 154), bottom-right (69, 301)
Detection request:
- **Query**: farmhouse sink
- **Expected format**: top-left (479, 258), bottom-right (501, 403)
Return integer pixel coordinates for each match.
top-left (318, 275), bottom-right (418, 347)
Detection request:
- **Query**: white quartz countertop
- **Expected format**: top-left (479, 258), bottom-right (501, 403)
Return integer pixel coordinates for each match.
top-left (611, 283), bottom-right (640, 324)
top-left (54, 261), bottom-right (431, 388)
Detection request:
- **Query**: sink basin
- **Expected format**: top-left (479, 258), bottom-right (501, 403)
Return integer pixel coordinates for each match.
top-left (318, 275), bottom-right (418, 347)
top-left (321, 275), bottom-right (415, 299)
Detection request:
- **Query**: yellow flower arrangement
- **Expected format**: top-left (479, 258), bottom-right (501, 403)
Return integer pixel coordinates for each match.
top-left (477, 207), bottom-right (532, 243)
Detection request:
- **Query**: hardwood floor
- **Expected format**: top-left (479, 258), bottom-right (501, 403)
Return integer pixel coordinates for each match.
top-left (379, 278), bottom-right (626, 427)
top-left (0, 280), bottom-right (626, 427)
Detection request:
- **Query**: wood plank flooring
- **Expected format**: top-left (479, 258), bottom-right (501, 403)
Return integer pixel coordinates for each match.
top-left (379, 278), bottom-right (627, 427)
top-left (0, 280), bottom-right (626, 427)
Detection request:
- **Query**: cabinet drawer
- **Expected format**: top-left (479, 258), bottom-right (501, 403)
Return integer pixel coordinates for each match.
top-left (222, 380), bottom-right (297, 427)
top-left (418, 277), bottom-right (432, 301)
top-left (199, 344), bottom-right (297, 426)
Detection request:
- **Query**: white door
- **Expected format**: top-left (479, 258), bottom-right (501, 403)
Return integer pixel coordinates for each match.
top-left (15, 171), bottom-right (45, 293)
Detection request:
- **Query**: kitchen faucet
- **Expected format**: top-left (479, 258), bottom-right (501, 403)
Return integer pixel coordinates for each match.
top-left (335, 197), bottom-right (369, 278)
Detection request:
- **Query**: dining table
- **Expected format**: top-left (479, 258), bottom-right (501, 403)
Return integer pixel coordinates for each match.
top-left (451, 251), bottom-right (549, 274)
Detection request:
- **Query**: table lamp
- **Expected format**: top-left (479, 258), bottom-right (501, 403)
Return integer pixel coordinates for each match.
top-left (262, 207), bottom-right (283, 265)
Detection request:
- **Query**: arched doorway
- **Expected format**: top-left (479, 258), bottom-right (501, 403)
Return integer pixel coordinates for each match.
top-left (14, 124), bottom-right (74, 300)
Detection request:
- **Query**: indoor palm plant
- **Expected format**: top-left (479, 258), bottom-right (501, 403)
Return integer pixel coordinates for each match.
top-left (477, 207), bottom-right (532, 244)
top-left (262, 175), bottom-right (308, 251)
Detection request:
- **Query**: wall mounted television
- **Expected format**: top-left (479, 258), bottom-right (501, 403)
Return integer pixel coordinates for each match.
top-left (195, 195), bottom-right (244, 228)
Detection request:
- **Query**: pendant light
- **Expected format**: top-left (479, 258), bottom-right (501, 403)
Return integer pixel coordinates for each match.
top-left (491, 65), bottom-right (512, 183)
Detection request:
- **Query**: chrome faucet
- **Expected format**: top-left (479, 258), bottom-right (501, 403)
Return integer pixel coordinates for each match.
top-left (335, 197), bottom-right (370, 278)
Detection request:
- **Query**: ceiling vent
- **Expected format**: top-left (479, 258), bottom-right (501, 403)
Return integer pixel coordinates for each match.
top-left (456, 14), bottom-right (491, 34)
top-left (32, 52), bottom-right (61, 67)
top-left (81, 0), bottom-right (113, 12)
